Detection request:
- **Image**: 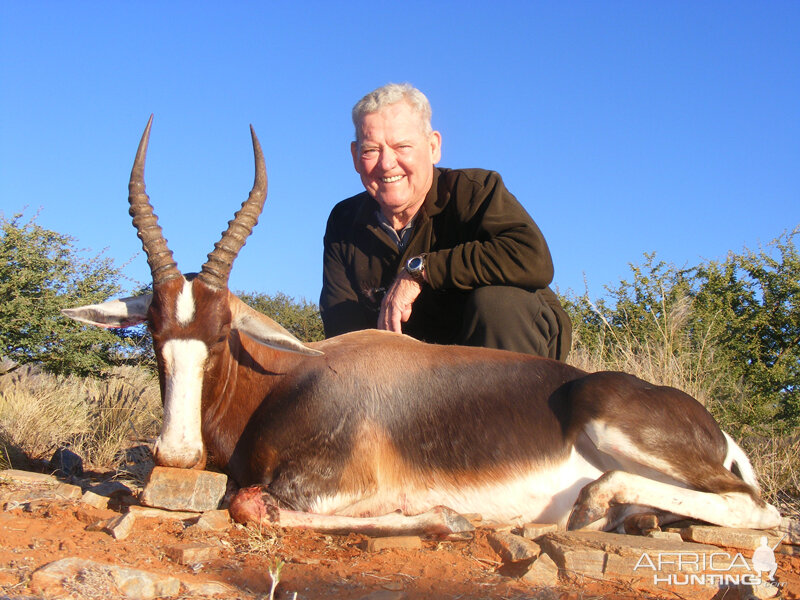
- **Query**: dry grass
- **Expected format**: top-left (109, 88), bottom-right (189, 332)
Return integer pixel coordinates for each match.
top-left (240, 521), bottom-right (283, 556)
top-left (567, 296), bottom-right (722, 407)
top-left (741, 433), bottom-right (800, 519)
top-left (0, 365), bottom-right (161, 474)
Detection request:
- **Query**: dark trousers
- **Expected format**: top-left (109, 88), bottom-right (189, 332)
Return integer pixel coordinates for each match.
top-left (407, 286), bottom-right (572, 361)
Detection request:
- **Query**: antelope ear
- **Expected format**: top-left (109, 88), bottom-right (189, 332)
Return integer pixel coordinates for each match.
top-left (61, 294), bottom-right (153, 328)
top-left (230, 294), bottom-right (323, 357)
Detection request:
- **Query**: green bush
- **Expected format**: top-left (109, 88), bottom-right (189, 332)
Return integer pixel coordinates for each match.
top-left (237, 291), bottom-right (325, 343)
top-left (562, 228), bottom-right (800, 435)
top-left (693, 231), bottom-right (800, 428)
top-left (0, 212), bottom-right (130, 376)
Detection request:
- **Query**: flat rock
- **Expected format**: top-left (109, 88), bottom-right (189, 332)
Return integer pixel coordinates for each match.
top-left (86, 512), bottom-right (137, 540)
top-left (2, 482), bottom-right (82, 509)
top-left (86, 519), bottom-right (109, 532)
top-left (139, 467), bottom-right (227, 512)
top-left (522, 552), bottom-right (560, 586)
top-left (366, 536), bottom-right (423, 552)
top-left (647, 531), bottom-right (684, 542)
top-left (54, 482), bottom-right (83, 499)
top-left (537, 530), bottom-right (782, 597)
top-left (521, 523), bottom-right (559, 539)
top-left (488, 531), bottom-right (541, 563)
top-left (779, 517), bottom-right (799, 545)
top-left (81, 490), bottom-right (110, 509)
top-left (31, 556), bottom-right (181, 599)
top-left (0, 469), bottom-right (58, 485)
top-left (128, 505), bottom-right (202, 521)
top-left (190, 509), bottom-right (232, 531)
top-left (540, 530), bottom-right (720, 578)
top-left (679, 526), bottom-right (783, 550)
top-left (75, 504), bottom-right (115, 525)
top-left (104, 512), bottom-right (136, 540)
top-left (180, 579), bottom-right (235, 596)
top-left (165, 542), bottom-right (220, 565)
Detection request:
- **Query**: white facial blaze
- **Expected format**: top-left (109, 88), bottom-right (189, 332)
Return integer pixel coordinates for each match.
top-left (176, 279), bottom-right (196, 325)
top-left (153, 339), bottom-right (208, 467)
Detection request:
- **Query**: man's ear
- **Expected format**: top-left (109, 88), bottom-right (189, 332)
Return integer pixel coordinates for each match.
top-left (430, 130), bottom-right (442, 164)
top-left (351, 140), bottom-right (361, 173)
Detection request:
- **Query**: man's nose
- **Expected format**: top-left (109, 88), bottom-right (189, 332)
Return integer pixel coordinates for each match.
top-left (379, 148), bottom-right (398, 170)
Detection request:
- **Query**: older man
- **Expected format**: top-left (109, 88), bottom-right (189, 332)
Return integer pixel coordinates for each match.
top-left (320, 83), bottom-right (571, 360)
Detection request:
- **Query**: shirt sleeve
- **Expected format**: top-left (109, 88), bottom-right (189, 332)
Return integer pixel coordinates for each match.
top-left (319, 213), bottom-right (376, 337)
top-left (423, 171), bottom-right (554, 291)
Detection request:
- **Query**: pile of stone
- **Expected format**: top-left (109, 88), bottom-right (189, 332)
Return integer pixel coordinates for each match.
top-left (2, 466), bottom-right (797, 600)
top-left (490, 522), bottom-right (795, 599)
top-left (1, 467), bottom-right (234, 598)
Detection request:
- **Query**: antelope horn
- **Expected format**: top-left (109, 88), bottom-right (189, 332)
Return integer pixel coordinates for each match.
top-left (198, 125), bottom-right (267, 290)
top-left (128, 115), bottom-right (181, 286)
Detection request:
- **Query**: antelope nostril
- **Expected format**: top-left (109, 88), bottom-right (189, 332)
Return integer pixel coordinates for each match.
top-left (191, 449), bottom-right (208, 471)
top-left (152, 441), bottom-right (205, 469)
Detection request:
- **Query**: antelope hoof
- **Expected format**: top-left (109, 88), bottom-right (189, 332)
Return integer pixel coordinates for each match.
top-left (567, 502), bottom-right (606, 530)
top-left (624, 512), bottom-right (660, 536)
top-left (567, 486), bottom-right (609, 530)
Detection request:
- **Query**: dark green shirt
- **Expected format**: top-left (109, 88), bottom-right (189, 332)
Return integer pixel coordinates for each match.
top-left (320, 167), bottom-right (554, 338)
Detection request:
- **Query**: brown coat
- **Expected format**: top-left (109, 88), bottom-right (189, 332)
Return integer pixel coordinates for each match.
top-left (320, 167), bottom-right (562, 342)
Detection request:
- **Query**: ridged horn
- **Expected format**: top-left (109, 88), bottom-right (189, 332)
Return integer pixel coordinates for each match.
top-left (128, 115), bottom-right (181, 286)
top-left (197, 125), bottom-right (267, 290)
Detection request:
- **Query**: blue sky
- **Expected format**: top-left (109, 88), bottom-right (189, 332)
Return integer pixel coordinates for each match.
top-left (1, 2), bottom-right (798, 304)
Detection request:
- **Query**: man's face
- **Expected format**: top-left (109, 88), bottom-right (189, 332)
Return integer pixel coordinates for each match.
top-left (351, 101), bottom-right (441, 224)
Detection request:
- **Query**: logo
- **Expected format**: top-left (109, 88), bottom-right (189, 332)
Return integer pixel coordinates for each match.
top-left (633, 535), bottom-right (785, 587)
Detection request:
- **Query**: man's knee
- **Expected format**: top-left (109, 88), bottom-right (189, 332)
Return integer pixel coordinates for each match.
top-left (458, 286), bottom-right (571, 360)
top-left (464, 286), bottom-right (531, 321)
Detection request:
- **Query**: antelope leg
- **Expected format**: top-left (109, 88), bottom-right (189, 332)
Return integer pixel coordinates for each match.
top-left (228, 487), bottom-right (474, 537)
top-left (277, 506), bottom-right (475, 538)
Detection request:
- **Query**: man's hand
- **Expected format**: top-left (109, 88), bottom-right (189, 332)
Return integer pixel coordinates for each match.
top-left (378, 272), bottom-right (423, 333)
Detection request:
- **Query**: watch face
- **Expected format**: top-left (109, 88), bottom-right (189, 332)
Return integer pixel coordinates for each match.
top-left (408, 257), bottom-right (423, 271)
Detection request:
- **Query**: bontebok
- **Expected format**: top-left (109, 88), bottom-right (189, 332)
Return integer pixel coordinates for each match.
top-left (64, 117), bottom-right (781, 534)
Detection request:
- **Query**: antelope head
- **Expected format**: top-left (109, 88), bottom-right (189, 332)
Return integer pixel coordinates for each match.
top-left (63, 116), bottom-right (320, 469)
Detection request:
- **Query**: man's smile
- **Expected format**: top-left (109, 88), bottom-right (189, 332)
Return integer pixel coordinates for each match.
top-left (381, 175), bottom-right (405, 183)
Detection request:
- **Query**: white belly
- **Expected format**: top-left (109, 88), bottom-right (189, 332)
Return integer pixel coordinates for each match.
top-left (311, 447), bottom-right (603, 527)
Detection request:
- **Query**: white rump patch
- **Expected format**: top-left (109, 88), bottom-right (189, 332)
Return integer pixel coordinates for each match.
top-left (153, 339), bottom-right (207, 467)
top-left (176, 279), bottom-right (196, 325)
top-left (722, 431), bottom-right (759, 491)
top-left (583, 420), bottom-right (684, 483)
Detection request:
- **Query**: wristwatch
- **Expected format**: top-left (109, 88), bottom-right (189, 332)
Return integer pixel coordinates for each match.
top-left (405, 254), bottom-right (426, 283)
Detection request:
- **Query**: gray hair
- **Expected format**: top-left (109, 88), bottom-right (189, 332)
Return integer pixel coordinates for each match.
top-left (352, 83), bottom-right (433, 141)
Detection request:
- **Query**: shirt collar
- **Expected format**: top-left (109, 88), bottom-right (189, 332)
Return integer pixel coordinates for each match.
top-left (375, 210), bottom-right (417, 251)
